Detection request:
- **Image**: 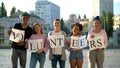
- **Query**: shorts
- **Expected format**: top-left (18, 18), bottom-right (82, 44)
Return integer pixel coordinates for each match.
top-left (69, 49), bottom-right (83, 60)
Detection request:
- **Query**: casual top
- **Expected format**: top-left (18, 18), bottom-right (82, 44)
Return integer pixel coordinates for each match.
top-left (48, 30), bottom-right (66, 60)
top-left (11, 23), bottom-right (32, 50)
top-left (87, 29), bottom-right (108, 49)
top-left (28, 34), bottom-right (49, 53)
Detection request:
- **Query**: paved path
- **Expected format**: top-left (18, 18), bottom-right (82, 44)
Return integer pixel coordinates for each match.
top-left (0, 49), bottom-right (120, 68)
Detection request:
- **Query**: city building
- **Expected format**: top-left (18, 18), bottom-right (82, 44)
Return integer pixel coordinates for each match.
top-left (35, 0), bottom-right (60, 30)
top-left (0, 11), bottom-right (45, 47)
top-left (113, 14), bottom-right (120, 30)
top-left (92, 0), bottom-right (113, 17)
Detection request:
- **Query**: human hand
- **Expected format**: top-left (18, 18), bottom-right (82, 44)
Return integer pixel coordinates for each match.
top-left (17, 41), bottom-right (25, 46)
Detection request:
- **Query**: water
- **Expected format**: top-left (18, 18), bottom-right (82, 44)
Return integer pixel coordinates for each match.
top-left (0, 49), bottom-right (120, 68)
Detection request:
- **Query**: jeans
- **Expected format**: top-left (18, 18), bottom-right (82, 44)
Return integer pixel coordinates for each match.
top-left (30, 52), bottom-right (46, 68)
top-left (11, 49), bottom-right (27, 68)
top-left (51, 55), bottom-right (65, 68)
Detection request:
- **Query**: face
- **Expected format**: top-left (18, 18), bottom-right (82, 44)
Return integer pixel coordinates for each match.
top-left (22, 16), bottom-right (29, 23)
top-left (53, 20), bottom-right (60, 29)
top-left (34, 24), bottom-right (42, 33)
top-left (72, 25), bottom-right (81, 36)
top-left (93, 20), bottom-right (100, 28)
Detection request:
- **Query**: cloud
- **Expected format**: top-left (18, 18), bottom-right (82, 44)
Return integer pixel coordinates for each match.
top-left (114, 0), bottom-right (120, 2)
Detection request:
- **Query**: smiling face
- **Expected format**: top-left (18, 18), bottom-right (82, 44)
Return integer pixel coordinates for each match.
top-left (93, 20), bottom-right (101, 29)
top-left (53, 20), bottom-right (60, 30)
top-left (72, 25), bottom-right (81, 36)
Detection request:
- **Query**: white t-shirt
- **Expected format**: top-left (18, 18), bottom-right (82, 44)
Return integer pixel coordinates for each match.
top-left (48, 31), bottom-right (65, 55)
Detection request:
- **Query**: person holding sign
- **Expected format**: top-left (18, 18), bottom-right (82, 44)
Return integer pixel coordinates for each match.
top-left (67, 23), bottom-right (84, 68)
top-left (7, 12), bottom-right (33, 68)
top-left (87, 16), bottom-right (108, 68)
top-left (48, 19), bottom-right (67, 68)
top-left (25, 23), bottom-right (49, 68)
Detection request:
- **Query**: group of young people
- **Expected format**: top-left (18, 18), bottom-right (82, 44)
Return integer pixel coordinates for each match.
top-left (8, 12), bottom-right (108, 68)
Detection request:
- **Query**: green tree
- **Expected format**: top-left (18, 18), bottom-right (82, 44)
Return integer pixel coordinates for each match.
top-left (107, 12), bottom-right (114, 38)
top-left (101, 11), bottom-right (107, 30)
top-left (0, 2), bottom-right (7, 18)
top-left (60, 18), bottom-right (64, 30)
top-left (10, 6), bottom-right (16, 18)
top-left (101, 11), bottom-right (114, 39)
top-left (60, 18), bottom-right (70, 36)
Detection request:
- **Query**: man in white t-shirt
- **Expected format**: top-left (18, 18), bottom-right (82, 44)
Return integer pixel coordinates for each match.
top-left (48, 19), bottom-right (66, 68)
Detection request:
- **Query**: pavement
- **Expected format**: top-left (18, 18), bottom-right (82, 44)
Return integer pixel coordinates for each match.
top-left (0, 49), bottom-right (120, 68)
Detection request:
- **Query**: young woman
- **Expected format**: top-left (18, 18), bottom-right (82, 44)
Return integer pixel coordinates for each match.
top-left (48, 19), bottom-right (67, 68)
top-left (67, 23), bottom-right (83, 68)
top-left (26, 23), bottom-right (49, 68)
top-left (87, 16), bottom-right (108, 68)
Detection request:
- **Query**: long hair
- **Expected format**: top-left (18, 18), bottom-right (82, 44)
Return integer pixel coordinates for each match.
top-left (32, 23), bottom-right (43, 34)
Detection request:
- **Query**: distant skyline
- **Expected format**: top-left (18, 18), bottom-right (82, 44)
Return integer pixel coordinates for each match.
top-left (0, 0), bottom-right (120, 19)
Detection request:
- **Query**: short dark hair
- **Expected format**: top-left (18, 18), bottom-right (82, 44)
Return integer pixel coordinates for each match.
top-left (22, 12), bottom-right (30, 17)
top-left (71, 23), bottom-right (83, 31)
top-left (94, 16), bottom-right (100, 21)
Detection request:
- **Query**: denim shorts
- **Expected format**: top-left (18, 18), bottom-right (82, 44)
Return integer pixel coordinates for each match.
top-left (69, 49), bottom-right (83, 60)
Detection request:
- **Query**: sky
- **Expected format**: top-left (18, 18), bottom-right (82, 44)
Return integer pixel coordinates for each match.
top-left (0, 0), bottom-right (120, 20)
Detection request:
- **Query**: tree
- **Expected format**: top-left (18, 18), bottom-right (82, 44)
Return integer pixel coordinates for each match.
top-left (107, 12), bottom-right (114, 38)
top-left (101, 11), bottom-right (114, 39)
top-left (101, 11), bottom-right (107, 29)
top-left (10, 6), bottom-right (16, 18)
top-left (60, 18), bottom-right (70, 36)
top-left (60, 18), bottom-right (64, 30)
top-left (0, 2), bottom-right (7, 18)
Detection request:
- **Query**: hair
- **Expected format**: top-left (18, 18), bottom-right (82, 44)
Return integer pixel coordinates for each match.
top-left (32, 23), bottom-right (43, 34)
top-left (70, 23), bottom-right (83, 36)
top-left (22, 12), bottom-right (30, 17)
top-left (71, 23), bottom-right (83, 31)
top-left (94, 16), bottom-right (101, 23)
top-left (53, 19), bottom-right (61, 23)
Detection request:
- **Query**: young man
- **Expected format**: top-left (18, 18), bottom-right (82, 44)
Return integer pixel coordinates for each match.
top-left (8, 12), bottom-right (32, 68)
top-left (48, 19), bottom-right (67, 68)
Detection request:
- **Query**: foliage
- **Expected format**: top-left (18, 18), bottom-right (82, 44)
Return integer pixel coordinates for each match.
top-left (0, 2), bottom-right (7, 18)
top-left (10, 6), bottom-right (16, 18)
top-left (60, 18), bottom-right (70, 36)
top-left (101, 11), bottom-right (114, 39)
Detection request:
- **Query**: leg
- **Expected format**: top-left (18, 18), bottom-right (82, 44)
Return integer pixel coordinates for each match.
top-left (19, 50), bottom-right (27, 68)
top-left (76, 60), bottom-right (83, 68)
top-left (96, 51), bottom-right (104, 68)
top-left (59, 59), bottom-right (65, 68)
top-left (30, 53), bottom-right (37, 68)
top-left (39, 53), bottom-right (46, 68)
top-left (70, 60), bottom-right (76, 68)
top-left (51, 55), bottom-right (57, 68)
top-left (11, 49), bottom-right (18, 68)
top-left (88, 50), bottom-right (96, 68)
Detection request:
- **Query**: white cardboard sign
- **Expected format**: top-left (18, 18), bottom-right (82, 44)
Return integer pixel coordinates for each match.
top-left (9, 28), bottom-right (25, 42)
top-left (70, 35), bottom-right (87, 49)
top-left (48, 35), bottom-right (64, 48)
top-left (88, 35), bottom-right (105, 50)
top-left (28, 39), bottom-right (43, 52)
